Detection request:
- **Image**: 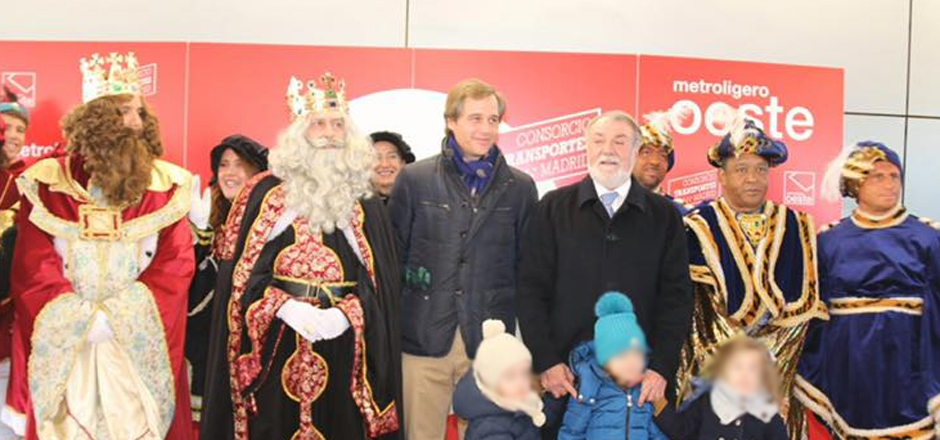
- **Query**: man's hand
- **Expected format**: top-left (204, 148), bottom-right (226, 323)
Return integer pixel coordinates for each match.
top-left (638, 369), bottom-right (667, 405)
top-left (540, 363), bottom-right (578, 399)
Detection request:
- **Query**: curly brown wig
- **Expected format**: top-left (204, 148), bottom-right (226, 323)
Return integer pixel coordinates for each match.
top-left (60, 94), bottom-right (163, 206)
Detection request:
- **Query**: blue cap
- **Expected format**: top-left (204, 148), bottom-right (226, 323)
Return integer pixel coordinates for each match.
top-left (593, 292), bottom-right (648, 367)
top-left (839, 141), bottom-right (903, 198)
top-left (707, 119), bottom-right (788, 168)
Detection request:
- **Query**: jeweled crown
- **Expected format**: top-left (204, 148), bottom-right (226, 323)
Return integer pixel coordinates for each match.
top-left (80, 52), bottom-right (142, 104)
top-left (286, 72), bottom-right (348, 119)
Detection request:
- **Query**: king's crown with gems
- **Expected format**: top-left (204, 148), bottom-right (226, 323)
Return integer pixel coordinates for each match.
top-left (286, 71), bottom-right (348, 119)
top-left (80, 52), bottom-right (142, 104)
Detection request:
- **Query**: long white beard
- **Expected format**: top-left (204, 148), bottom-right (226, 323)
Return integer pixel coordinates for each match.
top-left (588, 165), bottom-right (630, 190)
top-left (270, 134), bottom-right (375, 234)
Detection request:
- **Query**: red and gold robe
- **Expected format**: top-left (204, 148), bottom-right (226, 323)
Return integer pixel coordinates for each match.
top-left (0, 159), bottom-right (25, 361)
top-left (5, 154), bottom-right (195, 440)
top-left (200, 172), bottom-right (402, 440)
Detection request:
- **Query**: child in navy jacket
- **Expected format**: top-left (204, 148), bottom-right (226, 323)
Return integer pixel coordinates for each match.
top-left (654, 336), bottom-right (789, 440)
top-left (454, 320), bottom-right (546, 440)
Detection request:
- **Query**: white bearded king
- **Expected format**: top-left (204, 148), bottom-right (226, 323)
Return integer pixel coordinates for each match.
top-left (199, 72), bottom-right (403, 440)
top-left (268, 87), bottom-right (375, 234)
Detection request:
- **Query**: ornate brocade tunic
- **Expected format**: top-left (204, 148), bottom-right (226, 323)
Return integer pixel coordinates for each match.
top-left (202, 172), bottom-right (401, 440)
top-left (7, 155), bottom-right (195, 440)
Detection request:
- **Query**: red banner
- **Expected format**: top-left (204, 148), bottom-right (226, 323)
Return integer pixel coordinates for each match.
top-left (637, 55), bottom-right (844, 222)
top-left (0, 42), bottom-right (843, 223)
top-left (0, 41), bottom-right (189, 165)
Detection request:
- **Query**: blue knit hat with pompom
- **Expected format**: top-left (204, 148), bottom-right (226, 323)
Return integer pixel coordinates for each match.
top-left (594, 292), bottom-right (648, 367)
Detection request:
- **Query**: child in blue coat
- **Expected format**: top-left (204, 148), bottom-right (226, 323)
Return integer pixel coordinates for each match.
top-left (558, 292), bottom-right (668, 440)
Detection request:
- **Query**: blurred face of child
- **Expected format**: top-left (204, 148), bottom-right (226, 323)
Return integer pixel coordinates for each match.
top-left (605, 350), bottom-right (646, 388)
top-left (495, 360), bottom-right (535, 403)
top-left (720, 349), bottom-right (765, 397)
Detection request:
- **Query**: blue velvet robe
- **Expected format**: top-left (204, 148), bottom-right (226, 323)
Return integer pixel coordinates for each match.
top-left (678, 198), bottom-right (827, 436)
top-left (797, 209), bottom-right (940, 439)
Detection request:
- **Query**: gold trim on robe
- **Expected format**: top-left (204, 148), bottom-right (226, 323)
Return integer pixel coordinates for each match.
top-left (795, 375), bottom-right (937, 440)
top-left (828, 296), bottom-right (924, 316)
top-left (679, 198), bottom-right (825, 436)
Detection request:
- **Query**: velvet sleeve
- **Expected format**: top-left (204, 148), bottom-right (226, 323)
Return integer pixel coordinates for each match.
top-left (654, 395), bottom-right (704, 440)
top-left (4, 197), bottom-right (74, 427)
top-left (136, 214), bottom-right (196, 373)
top-left (9, 197), bottom-right (74, 322)
top-left (921, 228), bottom-right (940, 408)
top-left (336, 198), bottom-right (402, 439)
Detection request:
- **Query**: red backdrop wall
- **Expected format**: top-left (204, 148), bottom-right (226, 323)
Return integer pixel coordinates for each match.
top-left (0, 41), bottom-right (843, 223)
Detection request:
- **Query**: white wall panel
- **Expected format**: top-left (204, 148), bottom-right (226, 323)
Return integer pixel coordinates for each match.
top-left (903, 118), bottom-right (940, 219)
top-left (844, 114), bottom-right (906, 149)
top-left (909, 0), bottom-right (940, 116)
top-left (409, 0), bottom-right (910, 114)
top-left (0, 0), bottom-right (407, 47)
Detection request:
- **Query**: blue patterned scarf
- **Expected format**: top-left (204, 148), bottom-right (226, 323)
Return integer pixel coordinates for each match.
top-left (449, 136), bottom-right (499, 196)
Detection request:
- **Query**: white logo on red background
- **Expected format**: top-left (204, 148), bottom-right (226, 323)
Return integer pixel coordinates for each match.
top-left (1, 72), bottom-right (37, 107)
top-left (500, 109), bottom-right (600, 187)
top-left (667, 169), bottom-right (719, 205)
top-left (784, 171), bottom-right (816, 206)
top-left (138, 63), bottom-right (158, 97)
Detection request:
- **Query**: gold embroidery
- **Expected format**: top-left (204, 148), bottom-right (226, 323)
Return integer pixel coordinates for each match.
top-left (78, 204), bottom-right (122, 241)
top-left (828, 296), bottom-right (923, 316)
top-left (0, 208), bottom-right (16, 232)
top-left (680, 199), bottom-right (822, 434)
top-left (795, 376), bottom-right (936, 440)
top-left (17, 161), bottom-right (191, 243)
top-left (737, 213), bottom-right (768, 248)
top-left (850, 206), bottom-right (908, 230)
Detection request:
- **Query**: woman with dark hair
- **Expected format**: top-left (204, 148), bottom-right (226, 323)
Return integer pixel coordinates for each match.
top-left (186, 134), bottom-right (268, 427)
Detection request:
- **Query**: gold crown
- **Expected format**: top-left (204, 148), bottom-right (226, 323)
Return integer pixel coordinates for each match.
top-left (80, 52), bottom-right (141, 104)
top-left (286, 72), bottom-right (348, 119)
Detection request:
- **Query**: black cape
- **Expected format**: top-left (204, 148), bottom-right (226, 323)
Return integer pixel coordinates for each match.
top-left (200, 174), bottom-right (403, 439)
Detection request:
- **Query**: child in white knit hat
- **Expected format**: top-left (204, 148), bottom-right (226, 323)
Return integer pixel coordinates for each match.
top-left (453, 319), bottom-right (545, 440)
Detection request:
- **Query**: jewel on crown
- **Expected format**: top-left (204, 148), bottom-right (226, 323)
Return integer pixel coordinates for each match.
top-left (286, 71), bottom-right (348, 119)
top-left (80, 51), bottom-right (142, 103)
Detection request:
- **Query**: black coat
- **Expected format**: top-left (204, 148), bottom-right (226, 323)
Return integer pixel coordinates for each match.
top-left (388, 142), bottom-right (538, 358)
top-left (655, 393), bottom-right (789, 440)
top-left (453, 369), bottom-right (542, 440)
top-left (516, 176), bottom-right (692, 378)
